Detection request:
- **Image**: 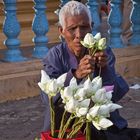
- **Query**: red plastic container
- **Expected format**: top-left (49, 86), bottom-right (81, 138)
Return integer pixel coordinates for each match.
top-left (41, 130), bottom-right (86, 140)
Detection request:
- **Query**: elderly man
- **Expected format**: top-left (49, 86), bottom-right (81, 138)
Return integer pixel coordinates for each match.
top-left (41, 1), bottom-right (138, 140)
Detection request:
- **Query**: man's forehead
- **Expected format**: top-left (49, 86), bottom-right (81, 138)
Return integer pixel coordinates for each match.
top-left (64, 14), bottom-right (90, 24)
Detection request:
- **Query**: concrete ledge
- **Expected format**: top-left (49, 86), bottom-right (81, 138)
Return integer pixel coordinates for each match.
top-left (0, 46), bottom-right (140, 103)
top-left (113, 46), bottom-right (140, 78)
top-left (0, 59), bottom-right (43, 103)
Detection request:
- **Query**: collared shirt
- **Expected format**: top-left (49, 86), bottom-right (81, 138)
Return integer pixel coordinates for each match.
top-left (42, 42), bottom-right (129, 130)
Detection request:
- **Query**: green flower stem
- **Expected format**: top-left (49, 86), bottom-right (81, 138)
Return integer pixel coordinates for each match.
top-left (91, 47), bottom-right (97, 57)
top-left (88, 47), bottom-right (98, 80)
top-left (67, 118), bottom-right (84, 138)
top-left (90, 47), bottom-right (95, 55)
top-left (58, 110), bottom-right (67, 138)
top-left (86, 122), bottom-right (91, 140)
top-left (49, 96), bottom-right (55, 137)
top-left (90, 47), bottom-right (102, 77)
top-left (89, 48), bottom-right (92, 56)
top-left (58, 114), bottom-right (75, 138)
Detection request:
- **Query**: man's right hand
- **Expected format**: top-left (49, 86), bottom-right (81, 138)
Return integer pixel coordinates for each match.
top-left (73, 55), bottom-right (95, 79)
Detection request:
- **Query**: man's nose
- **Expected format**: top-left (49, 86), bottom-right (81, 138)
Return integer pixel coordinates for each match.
top-left (75, 27), bottom-right (83, 39)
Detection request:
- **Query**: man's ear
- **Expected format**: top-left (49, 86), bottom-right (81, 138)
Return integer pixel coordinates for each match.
top-left (58, 26), bottom-right (63, 35)
top-left (58, 26), bottom-right (65, 41)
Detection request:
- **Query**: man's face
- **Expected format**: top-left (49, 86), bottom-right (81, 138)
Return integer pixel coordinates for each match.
top-left (59, 13), bottom-right (92, 58)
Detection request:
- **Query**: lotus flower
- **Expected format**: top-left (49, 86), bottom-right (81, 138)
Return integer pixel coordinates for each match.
top-left (38, 70), bottom-right (67, 96)
top-left (98, 38), bottom-right (106, 50)
top-left (80, 33), bottom-right (96, 48)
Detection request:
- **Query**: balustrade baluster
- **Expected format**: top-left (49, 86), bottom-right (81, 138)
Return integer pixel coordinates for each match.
top-left (32, 0), bottom-right (49, 58)
top-left (108, 0), bottom-right (123, 48)
top-left (129, 0), bottom-right (140, 45)
top-left (2, 0), bottom-right (26, 62)
top-left (54, 0), bottom-right (69, 15)
top-left (86, 0), bottom-right (101, 35)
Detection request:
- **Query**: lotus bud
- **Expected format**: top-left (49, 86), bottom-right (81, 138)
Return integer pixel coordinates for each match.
top-left (94, 32), bottom-right (101, 41)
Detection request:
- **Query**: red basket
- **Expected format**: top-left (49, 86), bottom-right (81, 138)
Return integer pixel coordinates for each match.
top-left (41, 130), bottom-right (86, 140)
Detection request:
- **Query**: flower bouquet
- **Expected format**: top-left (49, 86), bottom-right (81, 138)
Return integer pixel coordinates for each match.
top-left (80, 32), bottom-right (107, 76)
top-left (38, 33), bottom-right (122, 140)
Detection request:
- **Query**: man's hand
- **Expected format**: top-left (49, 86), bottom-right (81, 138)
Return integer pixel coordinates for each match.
top-left (74, 55), bottom-right (95, 79)
top-left (94, 51), bottom-right (108, 68)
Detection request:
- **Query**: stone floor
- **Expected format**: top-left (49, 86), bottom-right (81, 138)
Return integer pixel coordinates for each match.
top-left (119, 77), bottom-right (140, 128)
top-left (0, 77), bottom-right (140, 140)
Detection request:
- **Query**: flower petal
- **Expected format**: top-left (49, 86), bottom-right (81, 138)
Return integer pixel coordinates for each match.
top-left (38, 82), bottom-right (45, 92)
top-left (98, 38), bottom-right (106, 47)
top-left (76, 107), bottom-right (88, 117)
top-left (57, 73), bottom-right (67, 87)
top-left (92, 120), bottom-right (101, 130)
top-left (108, 103), bottom-right (122, 112)
top-left (104, 85), bottom-right (114, 92)
top-left (99, 117), bottom-right (113, 130)
top-left (87, 106), bottom-right (100, 119)
top-left (69, 77), bottom-right (78, 88)
top-left (94, 32), bottom-right (101, 41)
top-left (41, 70), bottom-right (50, 84)
top-left (74, 88), bottom-right (87, 101)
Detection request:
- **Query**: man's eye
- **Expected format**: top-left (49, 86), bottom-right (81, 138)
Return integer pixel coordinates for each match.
top-left (68, 27), bottom-right (76, 31)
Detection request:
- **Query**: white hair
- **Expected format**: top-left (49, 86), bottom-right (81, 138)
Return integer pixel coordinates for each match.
top-left (58, 1), bottom-right (92, 28)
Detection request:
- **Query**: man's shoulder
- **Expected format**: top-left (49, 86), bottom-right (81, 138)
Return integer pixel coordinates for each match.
top-left (49, 42), bottom-right (67, 53)
top-left (43, 42), bottom-right (67, 60)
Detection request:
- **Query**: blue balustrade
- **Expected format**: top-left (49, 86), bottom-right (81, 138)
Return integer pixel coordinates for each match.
top-left (108, 0), bottom-right (124, 48)
top-left (2, 0), bottom-right (26, 62)
top-left (86, 0), bottom-right (101, 35)
top-left (129, 0), bottom-right (140, 45)
top-left (1, 0), bottom-right (140, 63)
top-left (32, 0), bottom-right (49, 59)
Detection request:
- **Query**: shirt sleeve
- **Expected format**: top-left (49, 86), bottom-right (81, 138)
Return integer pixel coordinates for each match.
top-left (96, 47), bottom-right (129, 102)
top-left (43, 47), bottom-right (64, 79)
top-left (43, 46), bottom-right (75, 86)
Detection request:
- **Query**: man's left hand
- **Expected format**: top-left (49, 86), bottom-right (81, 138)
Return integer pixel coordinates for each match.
top-left (94, 51), bottom-right (108, 68)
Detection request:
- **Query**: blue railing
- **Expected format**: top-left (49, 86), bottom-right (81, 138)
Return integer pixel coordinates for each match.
top-left (2, 0), bottom-right (26, 62)
top-left (0, 0), bottom-right (140, 62)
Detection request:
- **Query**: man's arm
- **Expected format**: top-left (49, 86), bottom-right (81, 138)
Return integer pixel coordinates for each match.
top-left (96, 47), bottom-right (129, 102)
top-left (43, 46), bottom-right (77, 87)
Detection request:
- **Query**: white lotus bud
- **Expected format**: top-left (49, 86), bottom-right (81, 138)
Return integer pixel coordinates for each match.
top-left (94, 32), bottom-right (101, 41)
top-left (83, 33), bottom-right (96, 46)
top-left (98, 38), bottom-right (106, 47)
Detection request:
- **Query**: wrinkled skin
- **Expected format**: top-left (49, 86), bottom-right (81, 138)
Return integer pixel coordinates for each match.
top-left (59, 12), bottom-right (107, 79)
